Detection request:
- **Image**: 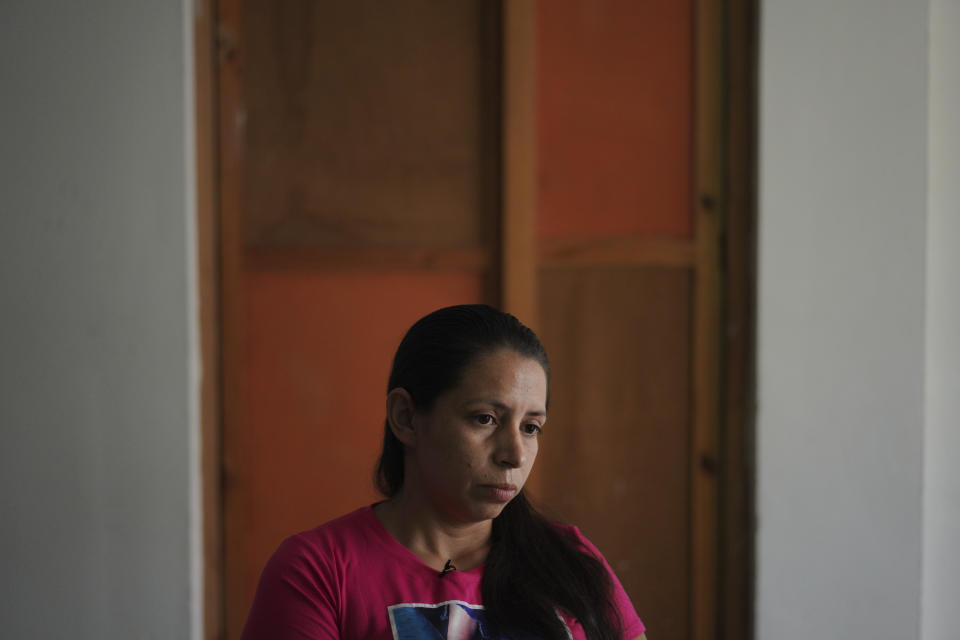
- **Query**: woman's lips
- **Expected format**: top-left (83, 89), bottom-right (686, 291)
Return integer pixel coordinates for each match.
top-left (480, 483), bottom-right (517, 502)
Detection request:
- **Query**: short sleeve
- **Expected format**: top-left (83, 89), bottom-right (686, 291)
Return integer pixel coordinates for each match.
top-left (571, 526), bottom-right (646, 639)
top-left (240, 534), bottom-right (342, 640)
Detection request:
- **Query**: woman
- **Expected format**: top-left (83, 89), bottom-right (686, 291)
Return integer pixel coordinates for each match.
top-left (242, 305), bottom-right (647, 640)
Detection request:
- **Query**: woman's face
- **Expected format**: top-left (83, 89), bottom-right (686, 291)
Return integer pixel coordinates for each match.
top-left (408, 348), bottom-right (548, 524)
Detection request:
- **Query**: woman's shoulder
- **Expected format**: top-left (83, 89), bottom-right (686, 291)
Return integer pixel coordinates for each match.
top-left (271, 504), bottom-right (382, 564)
top-left (241, 508), bottom-right (381, 638)
top-left (550, 522), bottom-right (647, 638)
top-left (551, 521), bottom-right (603, 556)
top-left (305, 504), bottom-right (378, 538)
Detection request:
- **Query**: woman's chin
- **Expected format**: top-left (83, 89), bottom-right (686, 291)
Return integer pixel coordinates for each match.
top-left (465, 496), bottom-right (514, 522)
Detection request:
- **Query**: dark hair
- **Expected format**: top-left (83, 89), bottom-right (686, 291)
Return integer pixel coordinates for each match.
top-left (375, 304), bottom-right (622, 640)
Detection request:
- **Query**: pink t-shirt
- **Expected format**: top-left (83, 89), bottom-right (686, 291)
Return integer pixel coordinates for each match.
top-left (241, 505), bottom-right (645, 640)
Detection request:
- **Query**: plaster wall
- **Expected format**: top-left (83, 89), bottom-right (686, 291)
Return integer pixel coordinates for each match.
top-left (757, 1), bottom-right (929, 638)
top-left (0, 1), bottom-right (199, 637)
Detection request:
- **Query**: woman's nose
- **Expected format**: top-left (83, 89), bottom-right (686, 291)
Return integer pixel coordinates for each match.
top-left (494, 425), bottom-right (525, 468)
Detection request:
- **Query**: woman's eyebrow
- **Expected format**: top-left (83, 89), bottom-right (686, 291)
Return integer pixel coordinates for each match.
top-left (462, 399), bottom-right (547, 416)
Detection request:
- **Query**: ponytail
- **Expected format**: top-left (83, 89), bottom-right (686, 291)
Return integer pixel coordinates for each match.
top-left (483, 493), bottom-right (622, 640)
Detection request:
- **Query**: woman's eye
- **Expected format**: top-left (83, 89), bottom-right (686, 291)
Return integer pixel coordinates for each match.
top-left (523, 423), bottom-right (542, 436)
top-left (475, 414), bottom-right (495, 426)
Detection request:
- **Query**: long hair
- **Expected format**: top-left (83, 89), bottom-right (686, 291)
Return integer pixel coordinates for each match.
top-left (375, 305), bottom-right (622, 640)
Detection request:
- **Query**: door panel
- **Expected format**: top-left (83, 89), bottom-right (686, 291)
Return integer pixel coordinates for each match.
top-left (532, 3), bottom-right (699, 640)
top-left (536, 266), bottom-right (693, 639)
top-left (240, 0), bottom-right (498, 250)
top-left (537, 0), bottom-right (693, 239)
top-left (226, 269), bottom-right (486, 633)
top-left (218, 1), bottom-right (499, 636)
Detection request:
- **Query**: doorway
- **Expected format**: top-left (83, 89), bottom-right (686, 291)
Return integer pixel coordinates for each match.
top-left (197, 1), bottom-right (757, 638)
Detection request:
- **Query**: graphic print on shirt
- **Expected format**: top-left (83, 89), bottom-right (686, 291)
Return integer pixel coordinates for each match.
top-left (387, 600), bottom-right (572, 640)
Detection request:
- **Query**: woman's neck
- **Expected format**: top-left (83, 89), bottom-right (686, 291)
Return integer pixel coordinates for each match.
top-left (373, 490), bottom-right (492, 572)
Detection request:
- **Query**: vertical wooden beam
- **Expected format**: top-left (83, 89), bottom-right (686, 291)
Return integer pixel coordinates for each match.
top-left (215, 0), bottom-right (247, 636)
top-left (721, 0), bottom-right (758, 638)
top-left (501, 0), bottom-right (538, 329)
top-left (194, 0), bottom-right (223, 638)
top-left (692, 1), bottom-right (724, 639)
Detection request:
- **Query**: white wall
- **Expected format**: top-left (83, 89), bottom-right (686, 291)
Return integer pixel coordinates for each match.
top-left (759, 1), bottom-right (960, 639)
top-left (757, 1), bottom-right (930, 638)
top-left (0, 1), bottom-right (199, 638)
top-left (922, 1), bottom-right (960, 638)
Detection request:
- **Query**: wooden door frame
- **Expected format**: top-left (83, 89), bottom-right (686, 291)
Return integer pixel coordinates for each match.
top-left (719, 1), bottom-right (759, 638)
top-left (194, 1), bottom-right (757, 637)
top-left (501, 0), bottom-right (538, 328)
top-left (501, 1), bottom-right (757, 639)
top-left (193, 1), bottom-right (225, 638)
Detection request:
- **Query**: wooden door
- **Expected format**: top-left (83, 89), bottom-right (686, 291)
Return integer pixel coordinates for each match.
top-left (506, 3), bottom-right (736, 640)
top-left (216, 1), bottom-right (501, 636)
top-left (209, 1), bottom-right (755, 639)
top-left (532, 2), bottom-right (702, 638)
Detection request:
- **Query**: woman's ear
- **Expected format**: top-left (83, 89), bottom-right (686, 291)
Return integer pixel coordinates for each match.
top-left (386, 388), bottom-right (417, 448)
